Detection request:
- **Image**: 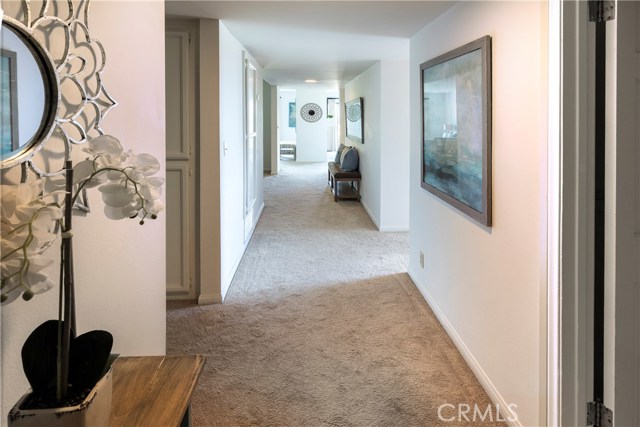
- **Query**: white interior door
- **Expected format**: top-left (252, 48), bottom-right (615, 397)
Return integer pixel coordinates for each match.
top-left (165, 29), bottom-right (195, 299)
top-left (244, 55), bottom-right (258, 239)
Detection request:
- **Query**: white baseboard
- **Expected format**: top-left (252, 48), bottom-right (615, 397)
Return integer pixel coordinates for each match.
top-left (198, 293), bottom-right (222, 305)
top-left (361, 200), bottom-right (380, 230)
top-left (360, 200), bottom-right (408, 232)
top-left (379, 225), bottom-right (409, 232)
top-left (407, 269), bottom-right (522, 427)
top-left (166, 293), bottom-right (194, 301)
top-left (220, 202), bottom-right (266, 301)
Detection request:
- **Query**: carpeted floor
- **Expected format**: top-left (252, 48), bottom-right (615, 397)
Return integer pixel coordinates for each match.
top-left (167, 160), bottom-right (505, 426)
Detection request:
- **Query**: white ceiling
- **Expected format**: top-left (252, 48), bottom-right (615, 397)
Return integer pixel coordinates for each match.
top-left (165, 1), bottom-right (456, 88)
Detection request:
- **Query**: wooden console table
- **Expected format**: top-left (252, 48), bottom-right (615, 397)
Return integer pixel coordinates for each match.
top-left (110, 355), bottom-right (205, 427)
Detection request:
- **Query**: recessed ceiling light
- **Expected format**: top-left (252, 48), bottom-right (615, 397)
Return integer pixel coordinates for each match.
top-left (304, 79), bottom-right (318, 83)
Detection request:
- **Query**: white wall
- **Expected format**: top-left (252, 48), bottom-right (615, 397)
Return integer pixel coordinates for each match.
top-left (1, 0), bottom-right (166, 420)
top-left (218, 22), bottom-right (264, 299)
top-left (345, 63), bottom-right (382, 225)
top-left (408, 2), bottom-right (547, 426)
top-left (344, 61), bottom-right (410, 231)
top-left (188, 20), bottom-right (264, 304)
top-left (278, 89), bottom-right (296, 142)
top-left (380, 61), bottom-right (410, 231)
top-left (295, 88), bottom-right (336, 162)
top-left (339, 87), bottom-right (346, 147)
top-left (197, 19), bottom-right (222, 305)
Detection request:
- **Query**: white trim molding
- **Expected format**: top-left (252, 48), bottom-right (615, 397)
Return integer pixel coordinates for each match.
top-left (546, 1), bottom-right (562, 425)
top-left (558, 1), bottom-right (594, 425)
top-left (408, 270), bottom-right (522, 427)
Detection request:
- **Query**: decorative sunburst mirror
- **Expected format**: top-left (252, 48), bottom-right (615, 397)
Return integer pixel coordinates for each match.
top-left (0, 0), bottom-right (118, 179)
top-left (300, 103), bottom-right (323, 123)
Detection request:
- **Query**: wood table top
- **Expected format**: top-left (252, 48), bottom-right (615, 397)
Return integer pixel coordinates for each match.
top-left (110, 355), bottom-right (205, 427)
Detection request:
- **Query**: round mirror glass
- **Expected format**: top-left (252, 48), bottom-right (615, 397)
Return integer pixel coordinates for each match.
top-left (0, 22), bottom-right (57, 166)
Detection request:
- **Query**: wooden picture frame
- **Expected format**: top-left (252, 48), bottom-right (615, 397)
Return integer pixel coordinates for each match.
top-left (420, 36), bottom-right (492, 226)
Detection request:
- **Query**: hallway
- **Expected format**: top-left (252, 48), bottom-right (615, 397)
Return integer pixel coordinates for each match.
top-left (167, 161), bottom-right (502, 426)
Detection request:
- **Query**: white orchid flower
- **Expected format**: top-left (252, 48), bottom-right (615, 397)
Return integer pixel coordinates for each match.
top-left (1, 134), bottom-right (164, 303)
top-left (82, 135), bottom-right (126, 171)
top-left (1, 182), bottom-right (62, 303)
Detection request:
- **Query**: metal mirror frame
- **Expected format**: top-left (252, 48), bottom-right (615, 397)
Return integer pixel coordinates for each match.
top-left (0, 18), bottom-right (59, 169)
top-left (0, 0), bottom-right (118, 180)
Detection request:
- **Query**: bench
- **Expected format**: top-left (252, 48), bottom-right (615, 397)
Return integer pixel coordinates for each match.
top-left (280, 142), bottom-right (296, 160)
top-left (328, 145), bottom-right (361, 202)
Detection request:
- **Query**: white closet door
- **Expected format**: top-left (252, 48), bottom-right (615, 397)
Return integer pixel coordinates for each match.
top-left (166, 30), bottom-right (195, 299)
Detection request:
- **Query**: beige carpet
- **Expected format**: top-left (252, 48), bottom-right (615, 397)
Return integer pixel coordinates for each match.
top-left (167, 160), bottom-right (505, 427)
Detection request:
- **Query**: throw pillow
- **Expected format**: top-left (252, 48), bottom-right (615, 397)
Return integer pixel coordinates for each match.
top-left (340, 147), bottom-right (359, 171)
top-left (335, 144), bottom-right (347, 164)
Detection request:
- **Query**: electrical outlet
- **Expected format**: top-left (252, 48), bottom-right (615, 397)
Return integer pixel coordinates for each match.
top-left (419, 251), bottom-right (424, 268)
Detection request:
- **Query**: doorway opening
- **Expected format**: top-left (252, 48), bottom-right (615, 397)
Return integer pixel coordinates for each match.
top-left (326, 97), bottom-right (340, 154)
top-left (278, 88), bottom-right (297, 162)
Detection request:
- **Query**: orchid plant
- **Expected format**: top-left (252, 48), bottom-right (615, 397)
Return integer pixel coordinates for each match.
top-left (1, 135), bottom-right (164, 405)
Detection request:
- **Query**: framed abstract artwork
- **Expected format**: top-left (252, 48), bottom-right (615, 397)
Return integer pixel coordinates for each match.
top-left (288, 102), bottom-right (296, 127)
top-left (420, 36), bottom-right (492, 226)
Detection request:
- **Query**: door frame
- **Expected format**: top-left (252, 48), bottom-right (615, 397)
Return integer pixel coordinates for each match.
top-left (551, 0), bottom-right (595, 425)
top-left (270, 85), bottom-right (278, 175)
top-left (556, 1), bottom-right (640, 425)
top-left (608, 2), bottom-right (640, 424)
